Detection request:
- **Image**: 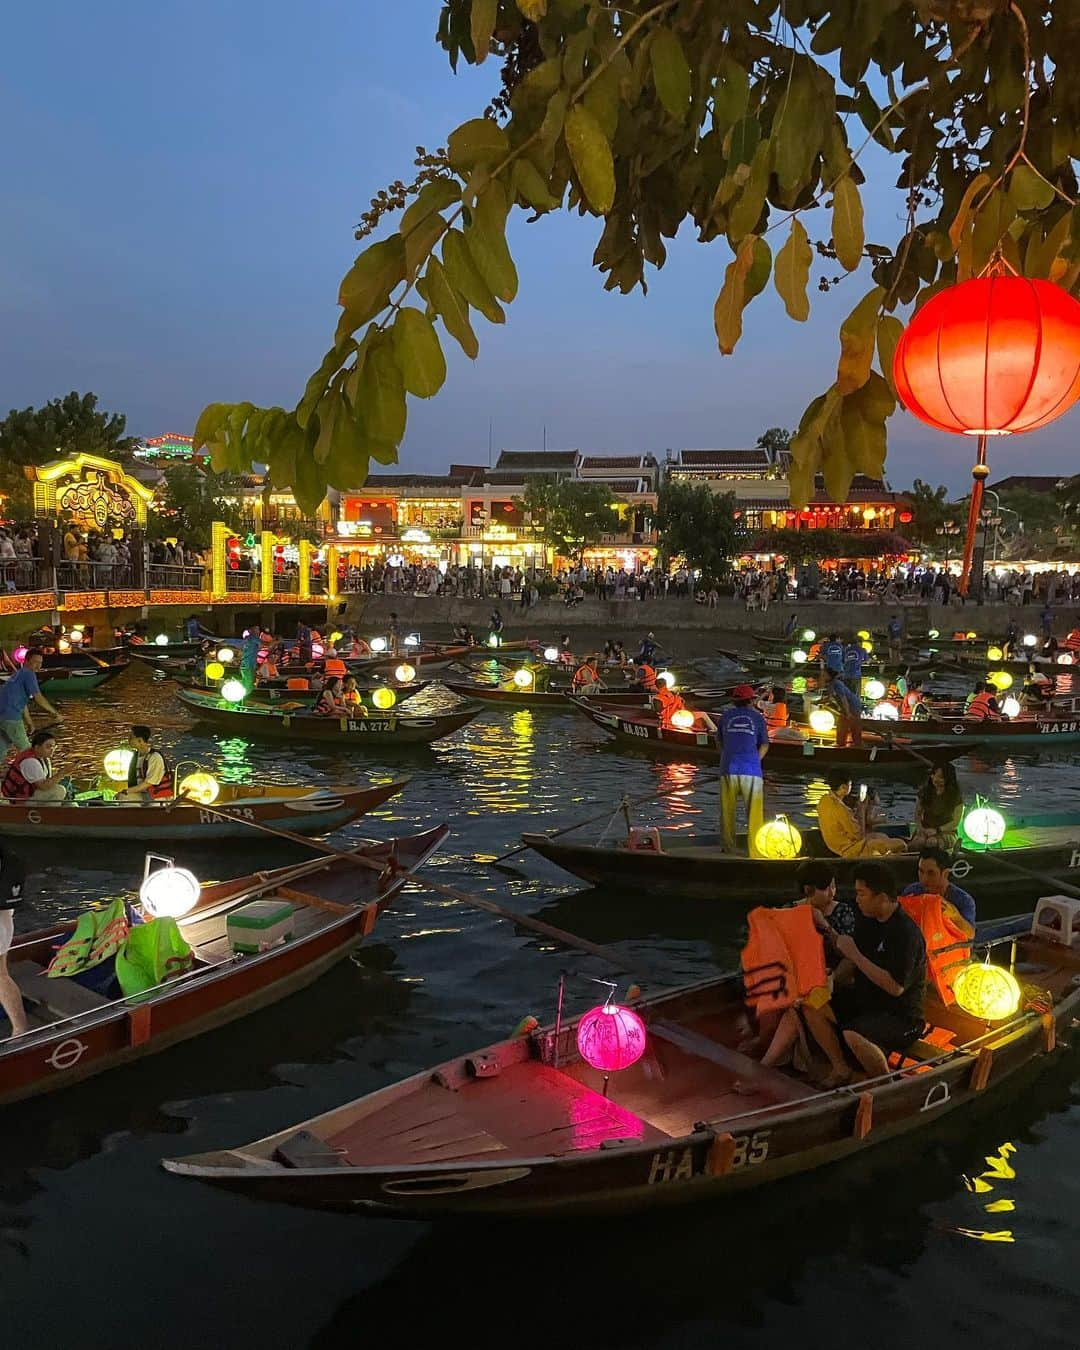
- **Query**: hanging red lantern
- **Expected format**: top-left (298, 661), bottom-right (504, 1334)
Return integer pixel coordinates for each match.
top-left (898, 509), bottom-right (914, 525)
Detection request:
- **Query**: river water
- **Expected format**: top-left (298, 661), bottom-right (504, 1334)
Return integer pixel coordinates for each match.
top-left (3, 657), bottom-right (1080, 1349)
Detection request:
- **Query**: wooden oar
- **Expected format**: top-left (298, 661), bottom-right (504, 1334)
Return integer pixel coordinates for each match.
top-left (957, 845), bottom-right (1080, 903)
top-left (190, 802), bottom-right (637, 972)
top-left (877, 732), bottom-right (935, 771)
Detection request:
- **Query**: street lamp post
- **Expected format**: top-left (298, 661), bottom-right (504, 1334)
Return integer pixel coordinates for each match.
top-left (936, 519), bottom-right (962, 567)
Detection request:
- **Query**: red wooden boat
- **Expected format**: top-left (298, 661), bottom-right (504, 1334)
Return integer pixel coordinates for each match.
top-left (163, 913), bottom-right (1077, 1219)
top-left (0, 826), bottom-right (447, 1105)
top-left (443, 680), bottom-right (653, 709)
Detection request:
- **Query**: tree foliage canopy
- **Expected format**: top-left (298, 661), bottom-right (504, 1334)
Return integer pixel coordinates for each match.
top-left (151, 464), bottom-right (241, 548)
top-left (196, 1), bottom-right (1077, 515)
top-left (905, 476), bottom-right (953, 543)
top-left (655, 478), bottom-right (738, 580)
top-left (519, 477), bottom-right (620, 558)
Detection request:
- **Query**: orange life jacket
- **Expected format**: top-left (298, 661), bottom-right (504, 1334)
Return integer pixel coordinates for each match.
top-left (899, 892), bottom-right (973, 1005)
top-left (966, 690), bottom-right (1000, 722)
top-left (741, 906), bottom-right (827, 1015)
top-left (900, 691), bottom-right (923, 720)
top-left (808, 643), bottom-right (822, 661)
top-left (637, 663), bottom-right (657, 692)
top-left (2, 750), bottom-right (49, 801)
top-left (656, 688), bottom-right (685, 726)
top-left (763, 701), bottom-right (788, 732)
top-left (572, 663), bottom-right (598, 691)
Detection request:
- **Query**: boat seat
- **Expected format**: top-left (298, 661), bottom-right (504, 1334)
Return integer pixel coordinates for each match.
top-left (273, 1129), bottom-right (350, 1170)
top-left (649, 1019), bottom-right (816, 1101)
top-left (10, 961), bottom-right (111, 1018)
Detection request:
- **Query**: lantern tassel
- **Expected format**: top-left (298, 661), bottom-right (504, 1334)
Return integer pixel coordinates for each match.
top-left (959, 435), bottom-right (988, 597)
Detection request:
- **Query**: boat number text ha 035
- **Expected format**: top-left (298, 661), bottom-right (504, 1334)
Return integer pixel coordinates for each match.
top-left (647, 1130), bottom-right (770, 1184)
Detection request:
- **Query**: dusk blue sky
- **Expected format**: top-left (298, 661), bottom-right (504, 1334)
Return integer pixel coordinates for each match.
top-left (3, 1), bottom-right (1078, 493)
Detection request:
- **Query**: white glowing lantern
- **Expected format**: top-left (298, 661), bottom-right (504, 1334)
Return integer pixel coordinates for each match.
top-left (104, 748), bottom-right (135, 782)
top-left (809, 709), bottom-right (836, 734)
top-left (394, 663), bottom-right (416, 683)
top-left (962, 806), bottom-right (1006, 848)
top-left (873, 701), bottom-right (900, 721)
top-left (216, 646), bottom-right (236, 663)
top-left (670, 708), bottom-right (695, 730)
top-left (370, 637), bottom-right (388, 653)
top-left (801, 629), bottom-right (816, 642)
top-left (139, 866), bottom-right (200, 919)
top-left (791, 649), bottom-right (808, 665)
top-left (155, 634), bottom-right (170, 646)
top-left (1058, 653), bottom-right (1075, 666)
top-left (1023, 634), bottom-right (1038, 648)
top-left (657, 670), bottom-right (676, 689)
top-left (404, 634), bottom-right (421, 648)
top-left (513, 668), bottom-right (535, 689)
top-left (69, 627), bottom-right (84, 645)
top-left (543, 646), bottom-right (560, 662)
top-left (1001, 695), bottom-right (1021, 719)
top-left (864, 678), bottom-right (886, 701)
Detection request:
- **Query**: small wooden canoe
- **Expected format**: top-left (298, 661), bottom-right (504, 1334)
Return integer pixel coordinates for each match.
top-left (0, 825), bottom-right (447, 1106)
top-left (576, 703), bottom-right (965, 773)
top-left (856, 710), bottom-right (1080, 745)
top-left (183, 681), bottom-right (432, 710)
top-left (177, 688), bottom-right (481, 745)
top-left (31, 666), bottom-right (118, 696)
top-left (521, 812), bottom-right (1080, 902)
top-left (0, 779), bottom-right (407, 841)
top-left (442, 680), bottom-right (653, 709)
top-left (162, 912), bottom-right (1078, 1219)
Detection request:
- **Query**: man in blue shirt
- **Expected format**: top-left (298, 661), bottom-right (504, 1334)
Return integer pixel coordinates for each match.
top-left (821, 634), bottom-right (844, 675)
top-left (0, 651), bottom-right (62, 751)
top-left (823, 670), bottom-right (864, 747)
top-left (901, 847), bottom-right (976, 925)
top-left (843, 640), bottom-right (867, 682)
top-left (717, 684), bottom-right (769, 854)
top-left (887, 614), bottom-right (903, 661)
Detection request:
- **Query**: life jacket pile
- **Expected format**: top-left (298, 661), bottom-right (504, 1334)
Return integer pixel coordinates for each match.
top-left (741, 906), bottom-right (827, 1014)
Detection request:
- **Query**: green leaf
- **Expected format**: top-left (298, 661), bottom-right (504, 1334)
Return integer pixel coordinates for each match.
top-left (297, 339), bottom-right (355, 430)
top-left (971, 190), bottom-right (1017, 273)
top-left (840, 374), bottom-right (894, 479)
top-left (728, 141), bottom-right (770, 243)
top-left (949, 172), bottom-right (992, 251)
top-left (443, 228), bottom-right (505, 324)
top-left (836, 287), bottom-right (883, 395)
top-left (855, 83), bottom-right (895, 151)
top-left (447, 117), bottom-right (509, 173)
top-left (1008, 163), bottom-right (1055, 213)
top-left (355, 340), bottom-right (407, 444)
top-left (773, 67), bottom-right (823, 197)
top-left (470, 0), bottom-right (497, 63)
top-left (650, 28), bottom-right (691, 121)
top-left (583, 62), bottom-right (622, 141)
top-left (421, 256), bottom-right (479, 359)
top-left (266, 417), bottom-right (302, 489)
top-left (832, 175), bottom-right (864, 272)
top-left (399, 179), bottom-right (462, 237)
top-left (539, 89), bottom-right (569, 150)
top-left (404, 210), bottom-right (447, 281)
top-left (465, 182), bottom-right (519, 302)
top-left (564, 105), bottom-right (615, 214)
top-left (193, 403), bottom-right (229, 454)
top-left (293, 444), bottom-right (329, 516)
top-left (511, 157), bottom-right (560, 211)
top-left (774, 218), bottom-right (812, 321)
top-left (821, 426), bottom-right (853, 503)
top-left (712, 57), bottom-right (749, 130)
top-left (876, 314), bottom-right (904, 396)
top-left (725, 116), bottom-right (760, 170)
top-left (393, 307), bottom-right (447, 398)
top-left (313, 388), bottom-right (341, 465)
top-left (713, 236), bottom-right (756, 355)
top-left (338, 235), bottom-right (406, 330)
top-left (744, 237), bottom-right (772, 302)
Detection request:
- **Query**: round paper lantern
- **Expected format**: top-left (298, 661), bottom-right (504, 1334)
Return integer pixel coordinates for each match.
top-left (12, 645), bottom-right (27, 663)
top-left (962, 805), bottom-right (1006, 847)
top-left (513, 668), bottom-right (534, 688)
top-left (179, 772), bottom-right (220, 805)
top-left (953, 963), bottom-right (1021, 1022)
top-left (860, 640), bottom-right (873, 654)
top-left (864, 678), bottom-right (886, 700)
top-left (330, 631), bottom-right (343, 643)
top-left (755, 815), bottom-right (803, 860)
top-left (204, 660), bottom-right (225, 681)
top-left (791, 676), bottom-right (807, 693)
top-left (140, 866), bottom-right (200, 919)
top-left (543, 646), bottom-right (559, 662)
top-left (103, 748), bottom-right (134, 782)
top-left (1001, 695), bottom-right (1021, 719)
top-left (657, 670), bottom-right (676, 689)
top-left (928, 629), bottom-right (940, 640)
top-left (791, 649), bottom-right (808, 665)
top-left (488, 634), bottom-right (502, 648)
top-left (987, 645), bottom-right (1004, 661)
top-left (69, 627), bottom-right (84, 644)
top-left (1023, 633), bottom-right (1038, 647)
top-left (370, 637), bottom-right (388, 653)
top-left (372, 686), bottom-right (396, 709)
top-left (893, 275), bottom-right (1080, 436)
top-left (801, 629), bottom-right (816, 642)
top-left (988, 670), bottom-right (1013, 691)
top-left (670, 708), bottom-right (695, 730)
top-left (874, 701), bottom-right (900, 720)
top-left (404, 633), bottom-right (421, 648)
top-left (809, 709), bottom-right (836, 734)
top-left (216, 646), bottom-right (235, 663)
top-left (857, 629), bottom-right (871, 641)
top-left (576, 1001), bottom-right (646, 1076)
top-left (1060, 652), bottom-right (1076, 666)
top-left (220, 678), bottom-right (247, 703)
top-left (311, 642), bottom-right (325, 660)
top-left (395, 663), bottom-right (416, 683)
top-left (155, 634), bottom-right (169, 646)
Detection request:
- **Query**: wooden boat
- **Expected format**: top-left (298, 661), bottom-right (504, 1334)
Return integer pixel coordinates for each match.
top-left (27, 666), bottom-right (118, 696)
top-left (126, 638), bottom-right (222, 663)
top-left (177, 688), bottom-right (481, 745)
top-left (162, 911), bottom-right (1078, 1219)
top-left (576, 703), bottom-right (966, 773)
top-left (0, 779), bottom-right (407, 841)
top-left (443, 679), bottom-right (653, 709)
top-left (0, 825), bottom-right (447, 1106)
top-left (520, 811), bottom-right (1080, 902)
top-left (183, 681), bottom-right (431, 709)
top-left (855, 709), bottom-right (1080, 745)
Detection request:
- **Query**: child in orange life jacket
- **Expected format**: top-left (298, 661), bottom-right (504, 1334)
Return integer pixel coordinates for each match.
top-left (759, 685), bottom-right (789, 734)
top-left (654, 684), bottom-right (686, 728)
top-left (900, 678), bottom-right (928, 720)
top-left (342, 675), bottom-right (362, 707)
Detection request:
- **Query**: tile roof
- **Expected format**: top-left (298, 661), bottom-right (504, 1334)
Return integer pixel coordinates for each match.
top-left (495, 450), bottom-right (579, 469)
top-left (677, 449), bottom-right (772, 467)
top-left (580, 455), bottom-right (646, 469)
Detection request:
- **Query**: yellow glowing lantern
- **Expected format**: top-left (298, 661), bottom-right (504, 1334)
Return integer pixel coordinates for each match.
top-left (394, 663), bottom-right (416, 683)
top-left (657, 670), bottom-right (676, 689)
top-left (216, 646), bottom-right (236, 663)
top-left (179, 772), bottom-right (221, 805)
top-left (987, 645), bottom-right (1003, 661)
top-left (330, 631), bottom-right (343, 643)
top-left (754, 815), bottom-right (804, 861)
top-left (220, 678), bottom-right (247, 703)
top-left (966, 630), bottom-right (977, 640)
top-left (670, 709), bottom-right (696, 730)
top-left (861, 640), bottom-right (873, 654)
top-left (988, 670), bottom-right (1013, 691)
top-left (809, 709), bottom-right (836, 734)
top-left (791, 649), bottom-right (808, 664)
top-left (372, 687), bottom-right (396, 710)
top-left (513, 668), bottom-right (535, 689)
top-left (863, 678), bottom-right (886, 700)
top-left (791, 676), bottom-right (807, 693)
top-left (103, 748), bottom-right (134, 782)
top-left (953, 963), bottom-right (1021, 1022)
top-left (962, 805), bottom-right (1006, 847)
top-left (57, 637), bottom-right (72, 654)
top-left (801, 629), bottom-right (816, 642)
top-left (204, 660), bottom-right (225, 681)
top-left (857, 629), bottom-right (870, 641)
top-left (928, 628), bottom-right (940, 639)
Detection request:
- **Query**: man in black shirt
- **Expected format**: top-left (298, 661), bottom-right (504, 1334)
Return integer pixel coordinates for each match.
top-left (802, 860), bottom-right (927, 1085)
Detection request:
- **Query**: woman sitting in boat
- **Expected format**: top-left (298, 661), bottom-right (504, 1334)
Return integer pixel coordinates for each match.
top-left (2, 729), bottom-right (67, 804)
top-left (341, 675), bottom-right (362, 707)
top-left (314, 677), bottom-right (350, 717)
top-left (909, 764), bottom-right (964, 850)
top-left (759, 686), bottom-right (807, 743)
top-left (117, 727), bottom-right (171, 802)
top-left (965, 683), bottom-right (1004, 721)
top-left (572, 656), bottom-right (604, 695)
top-left (348, 635), bottom-right (372, 657)
top-left (900, 678), bottom-right (928, 720)
top-left (817, 770), bottom-right (906, 858)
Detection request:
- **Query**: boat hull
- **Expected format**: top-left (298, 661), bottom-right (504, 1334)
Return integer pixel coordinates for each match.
top-left (177, 690), bottom-right (480, 745)
top-left (856, 714), bottom-right (1080, 745)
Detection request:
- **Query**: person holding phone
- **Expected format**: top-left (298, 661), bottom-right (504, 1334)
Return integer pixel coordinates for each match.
top-left (817, 770), bottom-right (905, 858)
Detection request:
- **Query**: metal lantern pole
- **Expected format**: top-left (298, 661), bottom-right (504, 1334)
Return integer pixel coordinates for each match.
top-left (958, 434), bottom-right (989, 597)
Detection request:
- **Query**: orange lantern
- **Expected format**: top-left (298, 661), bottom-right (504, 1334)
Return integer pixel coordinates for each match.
top-left (894, 270), bottom-right (1080, 594)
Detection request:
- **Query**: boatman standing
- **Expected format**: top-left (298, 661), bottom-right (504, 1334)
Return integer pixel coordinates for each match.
top-left (821, 634), bottom-right (844, 676)
top-left (716, 684), bottom-right (770, 855)
top-left (0, 650), bottom-right (63, 752)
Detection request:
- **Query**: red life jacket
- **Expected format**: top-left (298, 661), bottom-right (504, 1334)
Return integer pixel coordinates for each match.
top-left (128, 748), bottom-right (172, 799)
top-left (2, 749), bottom-right (50, 800)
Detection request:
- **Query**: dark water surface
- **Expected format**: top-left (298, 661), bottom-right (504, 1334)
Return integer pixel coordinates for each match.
top-left (4, 661), bottom-right (1080, 1349)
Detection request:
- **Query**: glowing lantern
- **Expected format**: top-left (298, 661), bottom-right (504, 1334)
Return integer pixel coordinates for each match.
top-left (966, 631), bottom-right (977, 640)
top-left (928, 629), bottom-right (940, 640)
top-left (57, 636), bottom-right (72, 654)
top-left (861, 640), bottom-right (873, 654)
top-left (791, 649), bottom-right (808, 665)
top-left (543, 646), bottom-right (559, 662)
top-left (874, 701), bottom-right (900, 721)
top-left (962, 805), bottom-right (1006, 848)
top-left (791, 676), bottom-right (807, 693)
top-left (670, 709), bottom-right (695, 730)
top-left (204, 660), bottom-right (225, 681)
top-left (12, 646), bottom-right (27, 663)
top-left (311, 642), bottom-right (325, 660)
top-left (1001, 695), bottom-right (1021, 719)
top-left (372, 687), bottom-right (396, 710)
top-left (809, 709), bottom-right (836, 734)
top-left (104, 748), bottom-right (134, 782)
top-left (801, 629), bottom-right (816, 642)
top-left (488, 634), bottom-right (502, 648)
top-left (988, 670), bottom-right (1013, 691)
top-left (69, 627), bottom-right (84, 644)
top-left (952, 963), bottom-right (1022, 1022)
top-left (857, 629), bottom-right (870, 641)
top-left (657, 670), bottom-right (676, 689)
top-left (404, 634), bottom-right (421, 648)
top-left (987, 646), bottom-right (1004, 661)
top-left (513, 669), bottom-right (535, 689)
top-left (394, 663), bottom-right (416, 683)
top-left (754, 815), bottom-right (803, 860)
top-left (1023, 634), bottom-right (1037, 647)
top-left (139, 866), bottom-right (200, 920)
top-left (370, 637), bottom-right (388, 653)
top-left (1058, 652), bottom-right (1075, 665)
top-left (576, 998), bottom-right (646, 1091)
top-left (155, 634), bottom-right (169, 646)
top-left (178, 772), bottom-right (220, 805)
top-left (864, 678), bottom-right (886, 700)
top-left (220, 678), bottom-right (247, 703)
top-left (216, 646), bottom-right (235, 663)
top-left (330, 631), bottom-right (343, 643)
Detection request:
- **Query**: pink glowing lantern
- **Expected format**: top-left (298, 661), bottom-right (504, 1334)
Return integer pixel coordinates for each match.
top-left (311, 642), bottom-right (325, 660)
top-left (576, 996), bottom-right (646, 1096)
top-left (12, 646), bottom-right (27, 664)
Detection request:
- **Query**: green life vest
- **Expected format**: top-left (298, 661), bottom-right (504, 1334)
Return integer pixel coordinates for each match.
top-left (47, 899), bottom-right (129, 979)
top-left (115, 918), bottom-right (193, 1000)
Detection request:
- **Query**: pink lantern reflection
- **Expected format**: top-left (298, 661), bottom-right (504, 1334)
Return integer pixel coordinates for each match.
top-left (576, 999), bottom-right (646, 1096)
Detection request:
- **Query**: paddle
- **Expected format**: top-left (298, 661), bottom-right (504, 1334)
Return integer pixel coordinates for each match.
top-left (876, 731), bottom-right (935, 771)
top-left (189, 801), bottom-right (637, 972)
